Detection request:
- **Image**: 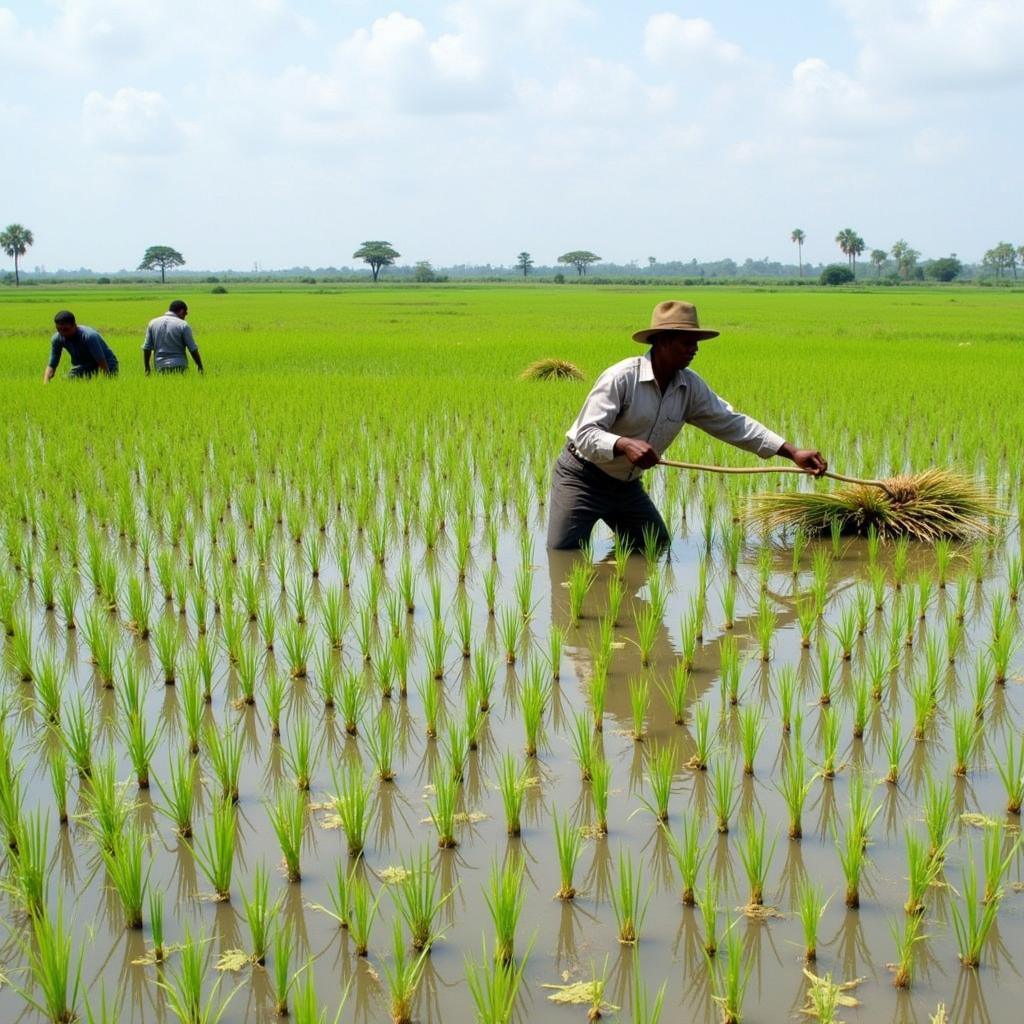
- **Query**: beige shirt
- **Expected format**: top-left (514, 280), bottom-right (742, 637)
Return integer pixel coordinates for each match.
top-left (566, 352), bottom-right (786, 482)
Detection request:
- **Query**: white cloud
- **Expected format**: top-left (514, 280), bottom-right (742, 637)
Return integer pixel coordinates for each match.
top-left (837, 0), bottom-right (1024, 90)
top-left (644, 14), bottom-right (742, 65)
top-left (82, 87), bottom-right (185, 155)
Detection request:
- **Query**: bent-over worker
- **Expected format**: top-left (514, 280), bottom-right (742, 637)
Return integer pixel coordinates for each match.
top-left (44, 311), bottom-right (119, 382)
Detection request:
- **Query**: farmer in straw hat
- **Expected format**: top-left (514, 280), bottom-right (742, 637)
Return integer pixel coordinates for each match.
top-left (547, 300), bottom-right (827, 550)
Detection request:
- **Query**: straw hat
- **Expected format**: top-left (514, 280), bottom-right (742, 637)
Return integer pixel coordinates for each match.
top-left (632, 300), bottom-right (720, 343)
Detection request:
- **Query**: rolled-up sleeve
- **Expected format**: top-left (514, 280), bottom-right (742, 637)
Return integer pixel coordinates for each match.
top-left (48, 337), bottom-right (62, 369)
top-left (685, 375), bottom-right (785, 458)
top-left (571, 367), bottom-right (629, 462)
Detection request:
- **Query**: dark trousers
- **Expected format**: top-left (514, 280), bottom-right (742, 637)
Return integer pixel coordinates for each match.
top-left (546, 446), bottom-right (669, 550)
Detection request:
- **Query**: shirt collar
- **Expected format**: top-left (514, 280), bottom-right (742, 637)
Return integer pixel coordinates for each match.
top-left (639, 350), bottom-right (688, 392)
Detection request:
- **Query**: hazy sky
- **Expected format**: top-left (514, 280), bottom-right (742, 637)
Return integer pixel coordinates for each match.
top-left (2, 0), bottom-right (1021, 271)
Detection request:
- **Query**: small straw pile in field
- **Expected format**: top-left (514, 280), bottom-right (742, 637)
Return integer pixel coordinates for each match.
top-left (520, 358), bottom-right (584, 381)
top-left (747, 468), bottom-right (1002, 541)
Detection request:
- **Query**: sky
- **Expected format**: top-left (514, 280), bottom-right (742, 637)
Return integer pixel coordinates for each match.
top-left (1, 0), bottom-right (1021, 272)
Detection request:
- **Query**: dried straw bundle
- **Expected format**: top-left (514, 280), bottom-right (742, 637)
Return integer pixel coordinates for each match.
top-left (520, 358), bottom-right (584, 381)
top-left (747, 469), bottom-right (1002, 541)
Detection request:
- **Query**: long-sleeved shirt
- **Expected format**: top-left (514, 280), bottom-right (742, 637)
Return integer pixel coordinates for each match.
top-left (566, 352), bottom-right (786, 482)
top-left (142, 312), bottom-right (199, 369)
top-left (48, 326), bottom-right (119, 374)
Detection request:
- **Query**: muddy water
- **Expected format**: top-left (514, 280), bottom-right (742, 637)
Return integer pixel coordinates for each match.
top-left (1, 504), bottom-right (1022, 1024)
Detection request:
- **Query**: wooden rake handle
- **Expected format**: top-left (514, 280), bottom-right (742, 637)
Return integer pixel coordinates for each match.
top-left (657, 459), bottom-right (897, 498)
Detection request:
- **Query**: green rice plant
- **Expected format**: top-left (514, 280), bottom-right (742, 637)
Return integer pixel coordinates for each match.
top-left (819, 706), bottom-right (840, 779)
top-left (464, 933), bottom-right (531, 1024)
top-left (392, 631), bottom-right (410, 697)
top-left (790, 527), bottom-right (808, 574)
top-left (497, 751), bottom-right (527, 837)
top-left (234, 640), bottom-right (259, 706)
top-left (332, 762), bottom-right (375, 857)
top-left (286, 711), bottom-right (318, 791)
top-left (205, 720), bottom-right (243, 802)
top-left (835, 822), bottom-right (866, 908)
top-left (854, 585), bottom-right (872, 635)
top-left (891, 536), bottom-right (910, 588)
top-left (708, 923), bottom-right (749, 1024)
top-left (883, 717), bottom-right (906, 786)
top-left (662, 813), bottom-right (706, 906)
top-left (831, 605), bottom-right (857, 660)
top-left (990, 624), bottom-right (1016, 685)
top-left (126, 576), bottom-right (153, 638)
top-left (34, 651), bottom-right (66, 725)
top-left (737, 811), bottom-right (776, 907)
top-left (567, 561), bottom-right (596, 626)
top-left (281, 620), bottom-right (313, 678)
top-left (60, 693), bottom-right (95, 777)
top-left (982, 824), bottom-right (1020, 904)
top-left (270, 921), bottom-right (298, 1013)
top-left (195, 634), bottom-right (215, 701)
top-left (148, 888), bottom-right (167, 964)
top-left (10, 808), bottom-right (49, 916)
top-left (796, 594), bottom-right (817, 649)
top-left (774, 665), bottom-right (796, 734)
top-left (738, 704), bottom-right (763, 775)
top-left (391, 845), bottom-right (454, 950)
top-left (642, 742), bottom-right (676, 821)
top-left (57, 571), bottom-right (79, 629)
top-left (755, 593), bottom-right (776, 661)
top-left (1008, 552), bottom-right (1023, 602)
top-left (951, 708), bottom-right (980, 776)
top-left (312, 645), bottom-right (339, 710)
top-left (520, 664), bottom-right (549, 756)
top-left (267, 786), bottom-right (306, 882)
top-left (241, 862), bottom-right (280, 964)
top-left (923, 772), bottom-right (953, 859)
top-left (291, 575), bottom-right (311, 624)
top-left (482, 563), bottom-right (498, 616)
top-left (658, 662), bottom-right (689, 726)
top-left (850, 675), bottom-right (870, 740)
top-left (933, 537), bottom-right (954, 587)
top-left (795, 878), bottom-right (829, 961)
top-left (610, 847), bottom-right (650, 944)
top-left (445, 721), bottom-right (470, 783)
top-left (152, 616), bottom-right (182, 685)
top-left (756, 544), bottom-right (773, 592)
top-left (953, 572), bottom-right (971, 621)
top-left (484, 855), bottom-right (525, 964)
top-left (455, 593), bottom-right (474, 658)
top-left (590, 755), bottom-right (611, 835)
top-left (720, 576), bottom-right (736, 630)
top-left (916, 570), bottom-right (934, 621)
top-left (949, 847), bottom-right (1001, 968)
top-left (191, 580), bottom-right (211, 638)
top-left (264, 668), bottom-right (286, 739)
top-left (778, 738), bottom-right (811, 840)
top-left (121, 710), bottom-right (161, 790)
top-left (338, 669), bottom-right (365, 737)
top-left (628, 676), bottom-right (650, 742)
top-left (154, 747), bottom-right (196, 838)
top-left (429, 766), bottom-right (460, 849)
top-left (692, 701), bottom-right (713, 771)
top-left (904, 828), bottom-right (944, 916)
top-left (10, 897), bottom-right (85, 1024)
top-left (719, 636), bottom-right (741, 706)
top-left (189, 796), bottom-right (236, 901)
top-left (816, 635), bottom-right (838, 705)
top-left (553, 810), bottom-right (582, 900)
top-left (569, 710), bottom-right (596, 781)
top-left (847, 772), bottom-right (881, 851)
top-left (698, 871), bottom-right (719, 956)
top-left (711, 756), bottom-right (737, 834)
top-left (497, 606), bottom-right (521, 664)
top-left (424, 616), bottom-right (450, 678)
top-left (972, 651), bottom-right (992, 718)
top-left (367, 706), bottom-right (398, 781)
top-left (159, 927), bottom-right (236, 1024)
top-left (604, 576), bottom-right (625, 626)
top-left (680, 604), bottom-right (700, 668)
top-left (417, 675), bottom-right (442, 739)
top-left (994, 729), bottom-right (1024, 814)
top-left (321, 585), bottom-right (347, 650)
top-left (380, 918), bottom-right (428, 1024)
top-left (865, 638), bottom-right (893, 700)
top-left (49, 747), bottom-right (69, 826)
top-left (513, 564), bottom-right (535, 623)
top-left (103, 822), bottom-right (149, 929)
top-left (0, 757), bottom-right (25, 851)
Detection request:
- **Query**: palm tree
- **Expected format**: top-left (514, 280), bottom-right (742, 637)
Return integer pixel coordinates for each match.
top-left (1, 224), bottom-right (34, 286)
top-left (835, 228), bottom-right (864, 272)
top-left (870, 249), bottom-right (888, 277)
top-left (790, 229), bottom-right (805, 278)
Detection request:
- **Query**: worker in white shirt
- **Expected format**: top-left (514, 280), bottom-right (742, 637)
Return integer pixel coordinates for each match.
top-left (547, 300), bottom-right (827, 550)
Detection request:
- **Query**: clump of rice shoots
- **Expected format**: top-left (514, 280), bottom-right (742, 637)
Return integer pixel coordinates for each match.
top-left (520, 358), bottom-right (584, 381)
top-left (749, 469), bottom-right (1002, 541)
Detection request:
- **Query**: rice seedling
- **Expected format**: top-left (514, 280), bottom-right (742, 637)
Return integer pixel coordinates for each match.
top-left (338, 670), bottom-right (365, 737)
top-left (657, 662), bottom-right (689, 726)
top-left (737, 812), bottom-right (776, 907)
top-left (391, 845), bottom-right (454, 950)
top-left (158, 927), bottom-right (236, 1024)
top-left (865, 638), bottom-right (894, 700)
top-left (778, 738), bottom-right (811, 840)
top-left (482, 562), bottom-right (499, 616)
top-left (380, 917), bottom-right (429, 1023)
top-left (690, 700), bottom-right (713, 771)
top-left (152, 616), bottom-right (182, 685)
top-left (590, 662), bottom-right (608, 732)
top-left (708, 923), bottom-right (749, 1024)
top-left (889, 912), bottom-right (925, 990)
top-left (990, 624), bottom-right (1016, 685)
top-left (567, 561), bottom-right (596, 626)
top-left (982, 824), bottom-right (1020, 904)
top-left (711, 757), bottom-right (738, 834)
top-left (10, 808), bottom-right (49, 916)
top-left (455, 593), bottom-right (474, 658)
top-left (126, 576), bottom-right (152, 638)
top-left (485, 855), bottom-right (526, 964)
top-left (34, 651), bottom-right (65, 725)
top-left (819, 707), bottom-right (841, 779)
top-left (148, 888), bottom-right (167, 964)
top-left (850, 675), bottom-right (870, 740)
top-left (103, 822), bottom-right (149, 929)
top-left (754, 593), bottom-right (776, 661)
top-left (738, 704), bottom-right (763, 775)
top-left (835, 822), bottom-right (866, 909)
top-left (242, 862), bottom-right (280, 964)
top-left (568, 710), bottom-right (596, 781)
top-left (795, 878), bottom-right (829, 962)
top-left (641, 742), bottom-right (676, 821)
top-left (60, 694), bottom-right (95, 778)
top-left (10, 897), bottom-right (85, 1024)
top-left (429, 766), bottom-right (460, 849)
top-left (497, 751), bottom-right (527, 836)
top-left (417, 674), bottom-right (443, 739)
top-left (923, 773), bottom-right (953, 859)
top-left (796, 594), bottom-right (817, 649)
top-left (629, 675), bottom-right (649, 742)
top-left (950, 847), bottom-right (1001, 969)
top-left (49, 747), bottom-right (69, 826)
top-left (553, 809), bottom-right (582, 900)
top-left (233, 640), bottom-right (259, 707)
top-left (188, 796), bottom-right (236, 901)
top-left (816, 635), bottom-right (838, 705)
top-left (267, 786), bottom-right (306, 882)
top-left (590, 755), bottom-right (611, 835)
top-left (495, 606), bottom-right (521, 665)
top-left (205, 721), bottom-right (243, 802)
top-left (57, 570), bottom-right (78, 629)
top-left (994, 729), bottom-right (1024, 814)
top-left (281, 620), bottom-right (314, 678)
top-left (270, 922), bottom-right (298, 1014)
top-left (720, 576), bottom-right (736, 630)
top-left (332, 763), bottom-right (376, 857)
top-left (291, 575), bottom-right (311, 624)
top-left (520, 664), bottom-right (549, 756)
top-left (464, 934), bottom-right (531, 1024)
top-left (719, 636), bottom-right (741, 706)
top-left (904, 829), bottom-right (945, 916)
top-left (264, 668), bottom-right (286, 739)
top-left (831, 605), bottom-right (857, 661)
top-left (609, 847), bottom-right (650, 944)
top-left (368, 705), bottom-right (399, 780)
top-left (883, 717), bottom-right (907, 786)
top-left (445, 722), bottom-right (470, 783)
top-left (951, 708), bottom-right (980, 776)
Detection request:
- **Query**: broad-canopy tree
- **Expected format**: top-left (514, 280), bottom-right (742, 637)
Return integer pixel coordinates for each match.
top-left (790, 229), bottom-right (805, 277)
top-left (925, 256), bottom-right (962, 282)
top-left (835, 228), bottom-right (864, 271)
top-left (982, 242), bottom-right (1017, 279)
top-left (354, 241), bottom-right (400, 282)
top-left (139, 245), bottom-right (185, 283)
top-left (820, 264), bottom-right (855, 286)
top-left (558, 251), bottom-right (600, 276)
top-left (515, 252), bottom-right (533, 277)
top-left (1, 223), bottom-right (34, 286)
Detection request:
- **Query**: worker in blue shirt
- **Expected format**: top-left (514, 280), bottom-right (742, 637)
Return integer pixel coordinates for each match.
top-left (44, 311), bottom-right (119, 382)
